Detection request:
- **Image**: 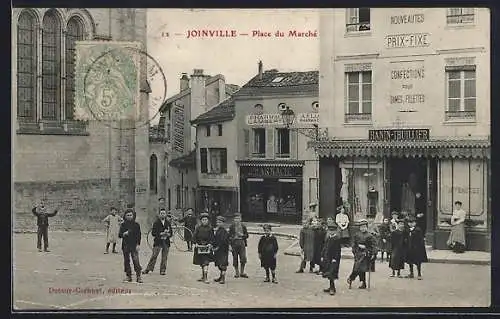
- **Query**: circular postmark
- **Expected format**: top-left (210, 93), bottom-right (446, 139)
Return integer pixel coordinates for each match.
top-left (81, 45), bottom-right (167, 130)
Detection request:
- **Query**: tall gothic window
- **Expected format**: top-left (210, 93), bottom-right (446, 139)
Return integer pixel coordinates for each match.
top-left (17, 11), bottom-right (36, 120)
top-left (65, 17), bottom-right (84, 120)
top-left (42, 11), bottom-right (61, 120)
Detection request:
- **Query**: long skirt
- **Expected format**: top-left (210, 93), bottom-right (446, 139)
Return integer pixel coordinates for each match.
top-left (193, 247), bottom-right (213, 266)
top-left (447, 223), bottom-right (466, 247)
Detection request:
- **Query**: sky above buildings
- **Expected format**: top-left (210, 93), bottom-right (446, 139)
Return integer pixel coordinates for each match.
top-left (146, 9), bottom-right (320, 122)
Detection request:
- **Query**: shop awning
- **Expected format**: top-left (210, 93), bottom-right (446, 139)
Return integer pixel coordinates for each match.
top-left (311, 139), bottom-right (490, 159)
top-left (236, 159), bottom-right (305, 167)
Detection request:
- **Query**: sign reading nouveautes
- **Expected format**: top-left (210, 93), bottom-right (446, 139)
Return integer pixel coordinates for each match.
top-left (369, 129), bottom-right (429, 141)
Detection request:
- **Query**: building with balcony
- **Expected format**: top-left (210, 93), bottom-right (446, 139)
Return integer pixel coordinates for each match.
top-left (234, 62), bottom-right (320, 224)
top-left (316, 8), bottom-right (490, 251)
top-left (12, 8), bottom-right (150, 230)
top-left (150, 69), bottom-right (239, 216)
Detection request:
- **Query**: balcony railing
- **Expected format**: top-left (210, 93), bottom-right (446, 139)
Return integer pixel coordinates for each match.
top-left (250, 152), bottom-right (266, 158)
top-left (445, 110), bottom-right (476, 121)
top-left (346, 22), bottom-right (371, 32)
top-left (447, 14), bottom-right (474, 24)
top-left (275, 152), bottom-right (291, 159)
top-left (17, 118), bottom-right (89, 136)
top-left (345, 112), bottom-right (372, 122)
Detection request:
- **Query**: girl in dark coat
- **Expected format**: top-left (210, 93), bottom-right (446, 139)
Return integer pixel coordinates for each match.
top-left (378, 218), bottom-right (391, 262)
top-left (389, 219), bottom-right (407, 278)
top-left (193, 212), bottom-right (216, 284)
top-left (258, 224), bottom-right (279, 284)
top-left (321, 219), bottom-right (342, 296)
top-left (312, 221), bottom-right (326, 274)
top-left (347, 219), bottom-right (376, 289)
top-left (213, 216), bottom-right (230, 284)
top-left (406, 217), bottom-right (428, 280)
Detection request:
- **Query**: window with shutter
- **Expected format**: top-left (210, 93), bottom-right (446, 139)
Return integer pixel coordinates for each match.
top-left (290, 129), bottom-right (298, 159)
top-left (243, 129), bottom-right (250, 158)
top-left (221, 149), bottom-right (227, 173)
top-left (266, 128), bottom-right (274, 159)
top-left (200, 148), bottom-right (208, 173)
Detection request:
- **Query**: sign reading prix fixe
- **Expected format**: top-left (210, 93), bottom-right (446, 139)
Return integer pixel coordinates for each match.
top-left (245, 112), bottom-right (319, 126)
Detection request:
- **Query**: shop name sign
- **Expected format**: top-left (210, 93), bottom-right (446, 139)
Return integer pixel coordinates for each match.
top-left (241, 166), bottom-right (302, 178)
top-left (369, 129), bottom-right (429, 142)
top-left (246, 113), bottom-right (319, 126)
top-left (386, 33), bottom-right (430, 49)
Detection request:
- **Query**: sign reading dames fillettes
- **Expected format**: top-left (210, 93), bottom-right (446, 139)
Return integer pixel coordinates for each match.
top-left (369, 129), bottom-right (430, 142)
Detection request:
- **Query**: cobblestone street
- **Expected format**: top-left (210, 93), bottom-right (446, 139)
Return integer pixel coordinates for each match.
top-left (13, 231), bottom-right (490, 310)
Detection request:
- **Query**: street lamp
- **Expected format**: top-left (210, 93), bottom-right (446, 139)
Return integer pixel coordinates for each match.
top-left (278, 103), bottom-right (319, 140)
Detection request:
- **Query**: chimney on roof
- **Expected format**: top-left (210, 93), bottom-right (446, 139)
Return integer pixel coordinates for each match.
top-left (193, 69), bottom-right (204, 76)
top-left (180, 73), bottom-right (189, 91)
top-left (258, 60), bottom-right (263, 79)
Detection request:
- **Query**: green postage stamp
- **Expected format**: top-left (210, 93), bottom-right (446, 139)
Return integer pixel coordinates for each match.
top-left (74, 41), bottom-right (142, 122)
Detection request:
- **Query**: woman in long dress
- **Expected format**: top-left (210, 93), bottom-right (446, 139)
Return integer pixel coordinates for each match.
top-left (447, 201), bottom-right (467, 253)
top-left (103, 207), bottom-right (123, 254)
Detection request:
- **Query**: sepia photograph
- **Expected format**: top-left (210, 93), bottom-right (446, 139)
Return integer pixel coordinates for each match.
top-left (11, 7), bottom-right (491, 311)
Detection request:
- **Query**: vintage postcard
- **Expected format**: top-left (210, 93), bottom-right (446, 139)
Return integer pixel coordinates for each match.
top-left (12, 8), bottom-right (490, 311)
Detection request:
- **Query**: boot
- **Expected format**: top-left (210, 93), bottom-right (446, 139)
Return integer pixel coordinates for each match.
top-left (347, 277), bottom-right (352, 289)
top-left (330, 281), bottom-right (336, 295)
top-left (323, 286), bottom-right (331, 293)
top-left (197, 270), bottom-right (204, 282)
top-left (240, 264), bottom-right (248, 278)
top-left (142, 269), bottom-right (150, 275)
top-left (124, 274), bottom-right (133, 282)
top-left (219, 273), bottom-right (226, 284)
top-left (271, 271), bottom-right (278, 284)
top-left (234, 267), bottom-right (240, 278)
top-left (359, 281), bottom-right (367, 289)
top-left (203, 270), bottom-right (210, 284)
top-left (112, 244), bottom-right (118, 253)
top-left (214, 272), bottom-right (222, 282)
top-left (136, 273), bottom-right (143, 283)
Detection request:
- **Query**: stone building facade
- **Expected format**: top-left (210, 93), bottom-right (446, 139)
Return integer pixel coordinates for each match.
top-left (12, 8), bottom-right (150, 230)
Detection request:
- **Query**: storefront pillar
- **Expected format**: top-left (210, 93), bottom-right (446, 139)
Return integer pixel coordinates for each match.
top-left (319, 157), bottom-right (337, 220)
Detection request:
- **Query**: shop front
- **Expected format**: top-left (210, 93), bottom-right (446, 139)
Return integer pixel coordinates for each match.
top-left (314, 130), bottom-right (491, 252)
top-left (197, 186), bottom-right (239, 218)
top-left (237, 160), bottom-right (304, 224)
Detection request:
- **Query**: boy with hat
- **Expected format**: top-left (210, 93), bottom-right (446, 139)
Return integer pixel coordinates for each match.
top-left (142, 209), bottom-right (172, 276)
top-left (32, 201), bottom-right (58, 252)
top-left (228, 213), bottom-right (249, 278)
top-left (178, 208), bottom-right (197, 251)
top-left (389, 219), bottom-right (407, 278)
top-left (347, 219), bottom-right (376, 289)
top-left (118, 209), bottom-right (143, 283)
top-left (193, 212), bottom-right (215, 283)
top-left (406, 216), bottom-right (428, 279)
top-left (321, 218), bottom-right (342, 295)
top-left (258, 224), bottom-right (279, 284)
top-left (213, 216), bottom-right (230, 284)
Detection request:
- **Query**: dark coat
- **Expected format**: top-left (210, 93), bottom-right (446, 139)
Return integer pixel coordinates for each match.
top-left (406, 227), bottom-right (428, 264)
top-left (151, 218), bottom-right (172, 247)
top-left (322, 231), bottom-right (342, 280)
top-left (118, 220), bottom-right (141, 251)
top-left (228, 223), bottom-right (248, 247)
top-left (32, 207), bottom-right (58, 226)
top-left (213, 226), bottom-right (230, 268)
top-left (378, 223), bottom-right (391, 253)
top-left (179, 215), bottom-right (197, 241)
top-left (313, 227), bottom-right (326, 265)
top-left (299, 227), bottom-right (315, 261)
top-left (351, 231), bottom-right (376, 273)
top-left (258, 235), bottom-right (278, 269)
top-left (389, 229), bottom-right (407, 270)
top-left (192, 224), bottom-right (215, 265)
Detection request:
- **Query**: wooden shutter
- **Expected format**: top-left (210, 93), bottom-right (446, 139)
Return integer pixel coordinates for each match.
top-left (266, 128), bottom-right (275, 159)
top-left (243, 129), bottom-right (250, 158)
top-left (221, 149), bottom-right (228, 173)
top-left (249, 129), bottom-right (255, 156)
top-left (290, 129), bottom-right (298, 159)
top-left (200, 148), bottom-right (208, 173)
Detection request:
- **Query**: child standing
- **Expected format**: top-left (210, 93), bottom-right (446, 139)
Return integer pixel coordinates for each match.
top-left (406, 216), bottom-right (428, 280)
top-left (389, 219), bottom-right (407, 278)
top-left (321, 219), bottom-right (342, 296)
top-left (228, 213), bottom-right (249, 278)
top-left (258, 224), bottom-right (279, 283)
top-left (213, 216), bottom-right (230, 284)
top-left (193, 212), bottom-right (216, 284)
top-left (32, 201), bottom-right (58, 252)
top-left (142, 209), bottom-right (172, 275)
top-left (296, 218), bottom-right (315, 273)
top-left (347, 219), bottom-right (376, 289)
top-left (378, 218), bottom-right (391, 262)
top-left (179, 208), bottom-right (197, 251)
top-left (103, 207), bottom-right (123, 254)
top-left (118, 209), bottom-right (143, 283)
top-left (390, 211), bottom-right (399, 232)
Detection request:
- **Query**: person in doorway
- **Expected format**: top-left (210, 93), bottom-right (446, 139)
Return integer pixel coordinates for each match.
top-left (347, 219), bottom-right (376, 289)
top-left (367, 186), bottom-right (379, 218)
top-left (32, 201), bottom-right (58, 252)
top-left (178, 208), bottom-right (197, 251)
top-left (335, 206), bottom-right (350, 247)
top-left (377, 217), bottom-right (391, 263)
top-left (142, 209), bottom-right (172, 276)
top-left (296, 218), bottom-right (315, 273)
top-left (103, 207), bottom-right (123, 254)
top-left (213, 216), bottom-right (230, 284)
top-left (267, 195), bottom-right (278, 214)
top-left (258, 224), bottom-right (279, 284)
top-left (228, 213), bottom-right (249, 278)
top-left (193, 212), bottom-right (215, 283)
top-left (406, 216), bottom-right (428, 279)
top-left (321, 218), bottom-right (342, 296)
top-left (119, 209), bottom-right (143, 283)
top-left (389, 219), bottom-right (407, 278)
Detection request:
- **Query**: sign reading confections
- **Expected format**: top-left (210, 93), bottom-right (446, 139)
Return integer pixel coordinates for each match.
top-left (368, 129), bottom-right (429, 141)
top-left (245, 113), bottom-right (319, 126)
top-left (389, 60), bottom-right (426, 112)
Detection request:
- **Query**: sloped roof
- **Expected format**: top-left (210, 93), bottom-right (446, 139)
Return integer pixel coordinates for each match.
top-left (235, 70), bottom-right (319, 96)
top-left (169, 150), bottom-right (196, 168)
top-left (191, 97), bottom-right (235, 125)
